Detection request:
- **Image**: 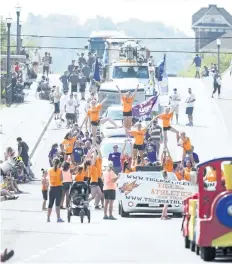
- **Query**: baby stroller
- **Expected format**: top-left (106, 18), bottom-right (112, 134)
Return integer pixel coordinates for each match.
top-left (67, 181), bottom-right (91, 223)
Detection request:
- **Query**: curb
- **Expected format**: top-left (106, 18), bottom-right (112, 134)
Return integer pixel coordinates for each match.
top-left (0, 196), bottom-right (6, 202)
top-left (29, 110), bottom-right (54, 159)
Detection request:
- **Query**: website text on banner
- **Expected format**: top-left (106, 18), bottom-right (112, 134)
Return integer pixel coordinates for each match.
top-left (132, 95), bottom-right (158, 120)
top-left (117, 172), bottom-right (197, 205)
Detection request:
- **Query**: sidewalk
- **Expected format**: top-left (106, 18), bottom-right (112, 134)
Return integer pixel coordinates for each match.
top-left (202, 70), bottom-right (232, 146)
top-left (0, 74), bottom-right (61, 160)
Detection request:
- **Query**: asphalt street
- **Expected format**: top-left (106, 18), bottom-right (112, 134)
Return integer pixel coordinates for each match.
top-left (1, 77), bottom-right (232, 263)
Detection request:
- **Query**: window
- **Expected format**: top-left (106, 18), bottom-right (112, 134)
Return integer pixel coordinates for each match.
top-left (106, 109), bottom-right (123, 120)
top-left (89, 39), bottom-right (105, 58)
top-left (112, 66), bottom-right (149, 79)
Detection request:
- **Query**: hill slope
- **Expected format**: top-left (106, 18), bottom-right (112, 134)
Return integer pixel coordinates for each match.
top-left (20, 14), bottom-right (194, 73)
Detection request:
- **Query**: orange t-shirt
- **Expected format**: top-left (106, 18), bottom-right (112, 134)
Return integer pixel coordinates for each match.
top-left (122, 96), bottom-right (134, 112)
top-left (95, 158), bottom-right (102, 178)
top-left (164, 159), bottom-right (173, 172)
top-left (41, 176), bottom-right (49, 190)
top-left (48, 168), bottom-right (62, 187)
top-left (89, 165), bottom-right (98, 183)
top-left (87, 104), bottom-right (102, 122)
top-left (158, 112), bottom-right (173, 128)
top-left (182, 137), bottom-right (192, 151)
top-left (75, 170), bottom-right (85, 182)
top-left (184, 167), bottom-right (192, 181)
top-left (130, 129), bottom-right (146, 145)
top-left (62, 137), bottom-right (76, 154)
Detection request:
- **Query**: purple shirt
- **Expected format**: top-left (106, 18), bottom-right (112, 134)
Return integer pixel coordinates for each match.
top-left (108, 152), bottom-right (121, 167)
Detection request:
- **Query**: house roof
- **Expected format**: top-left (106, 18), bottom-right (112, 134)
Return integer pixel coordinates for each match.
top-left (192, 5), bottom-right (232, 26)
top-left (200, 31), bottom-right (232, 52)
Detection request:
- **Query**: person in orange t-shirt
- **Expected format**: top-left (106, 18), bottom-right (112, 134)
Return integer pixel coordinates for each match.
top-left (178, 132), bottom-right (195, 165)
top-left (161, 148), bottom-right (173, 173)
top-left (184, 160), bottom-right (193, 181)
top-left (75, 166), bottom-right (85, 182)
top-left (126, 120), bottom-right (153, 165)
top-left (94, 145), bottom-right (104, 209)
top-left (116, 84), bottom-right (139, 131)
top-left (60, 132), bottom-right (77, 164)
top-left (81, 97), bottom-right (118, 142)
top-left (154, 106), bottom-right (179, 149)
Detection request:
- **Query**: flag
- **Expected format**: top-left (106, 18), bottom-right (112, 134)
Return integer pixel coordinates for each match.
top-left (93, 58), bottom-right (100, 82)
top-left (158, 54), bottom-right (168, 94)
top-left (132, 95), bottom-right (159, 119)
top-left (103, 42), bottom-right (109, 67)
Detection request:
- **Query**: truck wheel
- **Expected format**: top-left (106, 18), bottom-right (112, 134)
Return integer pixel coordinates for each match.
top-left (200, 247), bottom-right (216, 261)
top-left (185, 236), bottom-right (190, 249)
top-left (119, 203), bottom-right (129, 217)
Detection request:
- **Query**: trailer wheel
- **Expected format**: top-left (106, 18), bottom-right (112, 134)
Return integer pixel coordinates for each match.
top-left (200, 247), bottom-right (216, 261)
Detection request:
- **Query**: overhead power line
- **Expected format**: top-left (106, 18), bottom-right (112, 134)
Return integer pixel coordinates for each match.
top-left (8, 45), bottom-right (232, 54)
top-left (1, 33), bottom-right (232, 40)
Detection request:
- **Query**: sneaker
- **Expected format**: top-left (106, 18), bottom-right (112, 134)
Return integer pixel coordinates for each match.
top-left (109, 215), bottom-right (117, 220)
top-left (103, 215), bottom-right (109, 220)
top-left (95, 206), bottom-right (101, 210)
top-left (47, 218), bottom-right (50, 222)
top-left (161, 216), bottom-right (172, 220)
top-left (57, 218), bottom-right (65, 223)
top-left (42, 208), bottom-right (47, 211)
top-left (60, 206), bottom-right (65, 210)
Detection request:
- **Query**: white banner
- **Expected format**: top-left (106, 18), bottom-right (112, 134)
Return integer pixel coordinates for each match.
top-left (117, 172), bottom-right (197, 205)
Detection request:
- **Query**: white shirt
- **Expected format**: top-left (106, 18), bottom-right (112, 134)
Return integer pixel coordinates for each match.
top-left (0, 157), bottom-right (16, 174)
top-left (186, 93), bottom-right (196, 108)
top-left (32, 52), bottom-right (41, 63)
top-left (60, 95), bottom-right (69, 109)
top-left (170, 92), bottom-right (181, 107)
top-left (65, 99), bottom-right (77, 114)
top-left (53, 92), bottom-right (61, 103)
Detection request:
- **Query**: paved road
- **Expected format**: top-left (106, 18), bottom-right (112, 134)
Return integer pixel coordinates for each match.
top-left (1, 76), bottom-right (232, 263)
top-left (202, 71), bottom-right (232, 148)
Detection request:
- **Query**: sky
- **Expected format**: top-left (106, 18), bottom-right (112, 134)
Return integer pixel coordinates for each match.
top-left (1, 0), bottom-right (232, 36)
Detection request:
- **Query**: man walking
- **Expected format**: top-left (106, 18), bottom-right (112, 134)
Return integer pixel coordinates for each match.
top-left (68, 60), bottom-right (76, 75)
top-left (78, 71), bottom-right (87, 100)
top-left (185, 88), bottom-right (196, 126)
top-left (42, 52), bottom-right (50, 77)
top-left (31, 48), bottom-right (41, 73)
top-left (78, 53), bottom-right (86, 68)
top-left (192, 54), bottom-right (202, 79)
top-left (169, 88), bottom-right (181, 124)
top-left (82, 62), bottom-right (91, 85)
top-left (69, 68), bottom-right (79, 94)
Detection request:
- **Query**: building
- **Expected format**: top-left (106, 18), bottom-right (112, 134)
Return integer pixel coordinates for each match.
top-left (192, 4), bottom-right (232, 52)
top-left (200, 31), bottom-right (232, 53)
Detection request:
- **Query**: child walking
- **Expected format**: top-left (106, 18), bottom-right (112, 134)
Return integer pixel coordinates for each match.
top-left (41, 169), bottom-right (49, 210)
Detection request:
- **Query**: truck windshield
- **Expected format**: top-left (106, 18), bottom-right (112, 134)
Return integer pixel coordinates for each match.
top-left (112, 66), bottom-right (149, 79)
top-left (89, 39), bottom-right (105, 58)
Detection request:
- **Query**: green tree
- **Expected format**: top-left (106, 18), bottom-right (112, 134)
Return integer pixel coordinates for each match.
top-left (0, 18), bottom-right (7, 53)
top-left (178, 54), bottom-right (232, 77)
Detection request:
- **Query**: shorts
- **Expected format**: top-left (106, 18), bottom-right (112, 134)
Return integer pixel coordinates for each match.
top-left (163, 126), bottom-right (172, 131)
top-left (80, 84), bottom-right (86, 93)
top-left (71, 84), bottom-right (77, 93)
top-left (186, 107), bottom-right (194, 115)
top-left (42, 190), bottom-right (48, 201)
top-left (104, 189), bottom-right (116, 200)
top-left (54, 102), bottom-right (60, 113)
top-left (62, 182), bottom-right (72, 190)
top-left (113, 167), bottom-right (121, 175)
top-left (185, 146), bottom-right (193, 155)
top-left (196, 67), bottom-right (201, 72)
top-left (48, 186), bottom-right (62, 208)
top-left (91, 120), bottom-right (100, 126)
top-left (133, 144), bottom-right (144, 150)
top-left (66, 113), bottom-right (75, 121)
top-left (123, 111), bottom-right (132, 117)
top-left (171, 105), bottom-right (179, 114)
top-left (43, 66), bottom-right (49, 74)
